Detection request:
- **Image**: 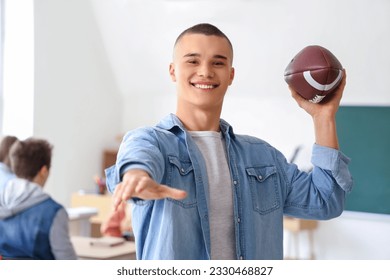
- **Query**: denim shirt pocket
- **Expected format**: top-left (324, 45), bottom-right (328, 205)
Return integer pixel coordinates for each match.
top-left (246, 166), bottom-right (280, 215)
top-left (166, 155), bottom-right (197, 208)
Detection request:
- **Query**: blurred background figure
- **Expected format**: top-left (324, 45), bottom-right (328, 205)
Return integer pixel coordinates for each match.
top-left (0, 135), bottom-right (19, 190)
top-left (0, 138), bottom-right (77, 259)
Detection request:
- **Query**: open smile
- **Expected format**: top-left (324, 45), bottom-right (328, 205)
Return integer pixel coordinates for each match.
top-left (191, 83), bottom-right (219, 90)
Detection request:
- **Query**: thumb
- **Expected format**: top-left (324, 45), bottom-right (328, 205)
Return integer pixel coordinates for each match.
top-left (157, 184), bottom-right (187, 200)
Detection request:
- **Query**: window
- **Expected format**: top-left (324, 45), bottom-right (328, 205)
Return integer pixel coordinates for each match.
top-left (1, 0), bottom-right (34, 139)
top-left (0, 0), bottom-right (4, 134)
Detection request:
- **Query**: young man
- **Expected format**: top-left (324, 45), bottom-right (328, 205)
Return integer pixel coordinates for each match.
top-left (105, 23), bottom-right (353, 260)
top-left (0, 138), bottom-right (77, 259)
top-left (0, 135), bottom-right (18, 190)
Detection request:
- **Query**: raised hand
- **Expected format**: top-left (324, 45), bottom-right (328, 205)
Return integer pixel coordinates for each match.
top-left (289, 69), bottom-right (347, 150)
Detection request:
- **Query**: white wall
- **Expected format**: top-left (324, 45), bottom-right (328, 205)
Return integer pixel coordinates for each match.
top-left (283, 212), bottom-right (390, 260)
top-left (32, 0), bottom-right (390, 259)
top-left (34, 0), bottom-right (122, 206)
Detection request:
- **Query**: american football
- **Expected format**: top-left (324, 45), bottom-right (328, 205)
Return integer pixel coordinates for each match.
top-left (284, 45), bottom-right (343, 103)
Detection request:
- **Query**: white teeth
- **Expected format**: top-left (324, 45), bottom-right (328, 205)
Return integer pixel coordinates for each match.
top-left (194, 84), bottom-right (215, 89)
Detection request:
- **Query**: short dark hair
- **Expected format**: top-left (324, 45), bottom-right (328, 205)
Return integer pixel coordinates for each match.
top-left (174, 23), bottom-right (233, 56)
top-left (0, 135), bottom-right (19, 167)
top-left (9, 138), bottom-right (53, 180)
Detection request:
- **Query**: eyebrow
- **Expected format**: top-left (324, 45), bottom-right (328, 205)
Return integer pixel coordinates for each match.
top-left (183, 53), bottom-right (228, 60)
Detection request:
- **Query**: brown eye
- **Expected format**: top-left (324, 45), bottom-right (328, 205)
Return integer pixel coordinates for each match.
top-left (187, 60), bottom-right (198, 65)
top-left (214, 61), bottom-right (225, 66)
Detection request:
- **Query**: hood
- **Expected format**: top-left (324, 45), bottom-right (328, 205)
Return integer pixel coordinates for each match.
top-left (0, 178), bottom-right (50, 219)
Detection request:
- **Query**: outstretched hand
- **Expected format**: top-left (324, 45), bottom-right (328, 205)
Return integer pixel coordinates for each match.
top-left (113, 169), bottom-right (187, 210)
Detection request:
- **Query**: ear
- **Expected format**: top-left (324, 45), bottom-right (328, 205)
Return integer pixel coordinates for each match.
top-left (39, 165), bottom-right (50, 184)
top-left (228, 67), bottom-right (235, 85)
top-left (33, 165), bottom-right (50, 187)
top-left (40, 165), bottom-right (49, 177)
top-left (169, 63), bottom-right (176, 82)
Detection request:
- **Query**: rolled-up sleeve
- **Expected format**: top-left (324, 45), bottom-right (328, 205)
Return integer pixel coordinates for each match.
top-left (311, 144), bottom-right (353, 193)
top-left (105, 128), bottom-right (165, 194)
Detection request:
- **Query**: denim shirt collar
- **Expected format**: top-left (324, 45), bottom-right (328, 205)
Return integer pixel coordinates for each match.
top-left (156, 113), bottom-right (236, 140)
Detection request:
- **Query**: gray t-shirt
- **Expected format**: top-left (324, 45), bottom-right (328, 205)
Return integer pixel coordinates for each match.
top-left (190, 131), bottom-right (236, 260)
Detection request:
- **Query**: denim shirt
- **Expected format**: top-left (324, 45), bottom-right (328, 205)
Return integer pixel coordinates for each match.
top-left (105, 114), bottom-right (353, 260)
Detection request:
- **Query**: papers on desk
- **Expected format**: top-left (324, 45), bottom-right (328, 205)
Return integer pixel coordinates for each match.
top-left (89, 237), bottom-right (125, 247)
top-left (71, 236), bottom-right (136, 259)
top-left (67, 207), bottom-right (99, 237)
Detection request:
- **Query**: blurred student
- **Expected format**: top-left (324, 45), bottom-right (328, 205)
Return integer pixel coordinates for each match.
top-left (0, 135), bottom-right (19, 190)
top-left (0, 138), bottom-right (77, 259)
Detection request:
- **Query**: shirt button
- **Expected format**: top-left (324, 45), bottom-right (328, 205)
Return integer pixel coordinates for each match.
top-left (233, 180), bottom-right (237, 185)
top-left (258, 175), bottom-right (263, 180)
top-left (180, 168), bottom-right (185, 173)
top-left (237, 218), bottom-right (241, 223)
top-left (240, 256), bottom-right (244, 260)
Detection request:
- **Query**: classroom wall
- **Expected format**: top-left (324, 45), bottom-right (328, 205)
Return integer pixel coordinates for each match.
top-left (32, 0), bottom-right (390, 259)
top-left (34, 0), bottom-right (122, 206)
top-left (90, 0), bottom-right (390, 165)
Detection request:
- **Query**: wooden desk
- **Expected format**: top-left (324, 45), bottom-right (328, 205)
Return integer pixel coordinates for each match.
top-left (283, 217), bottom-right (318, 260)
top-left (71, 193), bottom-right (113, 224)
top-left (71, 236), bottom-right (136, 260)
top-left (283, 217), bottom-right (318, 232)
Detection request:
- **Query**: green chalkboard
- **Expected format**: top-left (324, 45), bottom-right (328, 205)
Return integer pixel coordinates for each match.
top-left (336, 106), bottom-right (390, 214)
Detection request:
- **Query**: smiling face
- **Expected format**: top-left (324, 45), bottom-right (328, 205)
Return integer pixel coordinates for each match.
top-left (169, 33), bottom-right (235, 113)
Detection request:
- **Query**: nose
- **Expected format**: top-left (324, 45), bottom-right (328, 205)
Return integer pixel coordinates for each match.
top-left (197, 63), bottom-right (214, 78)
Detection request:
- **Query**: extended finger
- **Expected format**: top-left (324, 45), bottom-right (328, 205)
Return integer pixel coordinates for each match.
top-left (154, 184), bottom-right (187, 200)
top-left (121, 180), bottom-right (136, 202)
top-left (132, 183), bottom-right (187, 200)
top-left (113, 183), bottom-right (124, 210)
